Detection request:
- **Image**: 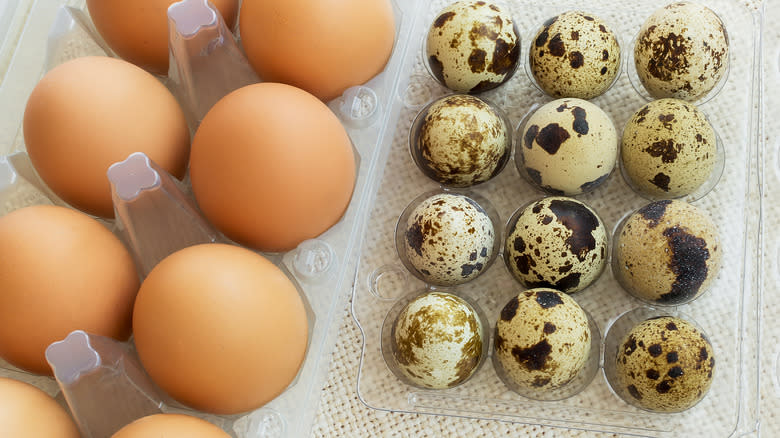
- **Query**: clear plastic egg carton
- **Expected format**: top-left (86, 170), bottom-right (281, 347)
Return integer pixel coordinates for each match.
top-left (760, 1), bottom-right (780, 436)
top-left (0, 0), bottom-right (414, 437)
top-left (351, 0), bottom-right (763, 436)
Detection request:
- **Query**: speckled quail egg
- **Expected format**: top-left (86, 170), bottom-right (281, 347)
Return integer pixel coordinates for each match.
top-left (530, 11), bottom-right (621, 99)
top-left (494, 288), bottom-right (591, 391)
top-left (426, 1), bottom-right (521, 93)
top-left (518, 98), bottom-right (617, 195)
top-left (412, 94), bottom-right (510, 187)
top-left (615, 316), bottom-right (715, 412)
top-left (613, 200), bottom-right (722, 305)
top-left (391, 291), bottom-right (485, 389)
top-left (621, 98), bottom-right (717, 199)
top-left (504, 197), bottom-right (607, 293)
top-left (400, 192), bottom-right (495, 286)
top-left (634, 2), bottom-right (729, 101)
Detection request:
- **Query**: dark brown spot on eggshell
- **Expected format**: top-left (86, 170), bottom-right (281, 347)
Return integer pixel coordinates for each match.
top-left (548, 34), bottom-right (565, 57)
top-left (524, 125), bottom-right (539, 149)
top-left (646, 369), bottom-right (660, 380)
top-left (648, 344), bottom-right (663, 357)
top-left (514, 253), bottom-right (534, 275)
top-left (535, 290), bottom-right (563, 308)
top-left (511, 339), bottom-right (552, 370)
top-left (532, 376), bottom-right (552, 387)
top-left (668, 366), bottom-right (684, 378)
top-left (627, 384), bottom-right (642, 399)
top-left (548, 199), bottom-right (599, 262)
top-left (659, 227), bottom-right (711, 303)
top-left (667, 351), bottom-right (679, 363)
top-left (434, 12), bottom-right (456, 28)
top-left (645, 139), bottom-right (680, 163)
top-left (406, 222), bottom-right (424, 256)
top-left (569, 109), bottom-right (589, 138)
top-left (666, 322), bottom-right (678, 330)
top-left (500, 297), bottom-right (520, 321)
top-left (650, 172), bottom-right (671, 191)
top-left (536, 124), bottom-right (570, 154)
top-left (656, 380), bottom-right (673, 393)
top-left (569, 51), bottom-right (584, 68)
top-left (468, 49), bottom-right (487, 73)
top-left (637, 200), bottom-right (672, 228)
top-left (543, 322), bottom-right (556, 334)
top-left (536, 29), bottom-right (549, 47)
top-left (643, 32), bottom-right (689, 81)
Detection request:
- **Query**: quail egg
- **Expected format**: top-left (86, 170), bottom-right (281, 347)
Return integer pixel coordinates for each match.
top-left (613, 200), bottom-right (722, 304)
top-left (530, 11), bottom-right (621, 99)
top-left (634, 2), bottom-right (729, 101)
top-left (391, 291), bottom-right (485, 389)
top-left (504, 197), bottom-right (607, 293)
top-left (518, 98), bottom-right (617, 195)
top-left (615, 316), bottom-right (715, 412)
top-left (426, 1), bottom-right (521, 93)
top-left (494, 289), bottom-right (592, 393)
top-left (400, 192), bottom-right (496, 286)
top-left (621, 98), bottom-right (718, 199)
top-left (412, 94), bottom-right (510, 187)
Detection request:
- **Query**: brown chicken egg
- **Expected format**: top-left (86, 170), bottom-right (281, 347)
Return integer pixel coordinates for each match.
top-left (0, 377), bottom-right (80, 437)
top-left (239, 0), bottom-right (396, 101)
top-left (190, 82), bottom-right (356, 252)
top-left (112, 414), bottom-right (229, 438)
top-left (133, 243), bottom-right (308, 414)
top-left (0, 205), bottom-right (139, 375)
top-left (87, 0), bottom-right (240, 75)
top-left (23, 56), bottom-right (190, 218)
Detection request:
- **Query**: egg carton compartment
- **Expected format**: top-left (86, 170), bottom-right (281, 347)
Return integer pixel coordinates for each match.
top-left (0, 0), bottom-right (415, 437)
top-left (351, 0), bottom-right (762, 436)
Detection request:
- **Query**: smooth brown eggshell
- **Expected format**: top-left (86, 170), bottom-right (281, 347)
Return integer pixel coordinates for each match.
top-left (0, 205), bottom-right (139, 375)
top-left (87, 0), bottom-right (239, 75)
top-left (240, 0), bottom-right (395, 102)
top-left (0, 377), bottom-right (80, 437)
top-left (190, 82), bottom-right (356, 253)
top-left (133, 243), bottom-right (308, 415)
top-left (23, 56), bottom-right (190, 218)
top-left (111, 414), bottom-right (230, 438)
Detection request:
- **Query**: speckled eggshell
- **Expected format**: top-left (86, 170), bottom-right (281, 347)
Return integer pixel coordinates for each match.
top-left (530, 11), bottom-right (620, 99)
top-left (614, 200), bottom-right (721, 304)
top-left (403, 193), bottom-right (495, 286)
top-left (621, 98), bottom-right (716, 198)
top-left (392, 292), bottom-right (483, 389)
top-left (494, 289), bottom-right (591, 390)
top-left (616, 316), bottom-right (715, 412)
top-left (519, 98), bottom-right (617, 195)
top-left (414, 95), bottom-right (510, 187)
top-left (505, 197), bottom-right (607, 293)
top-left (634, 2), bottom-right (729, 101)
top-left (426, 1), bottom-right (521, 93)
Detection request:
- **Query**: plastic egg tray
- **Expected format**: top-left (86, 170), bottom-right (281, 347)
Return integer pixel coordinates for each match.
top-left (350, 0), bottom-right (763, 436)
top-left (0, 0), bottom-right (408, 437)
